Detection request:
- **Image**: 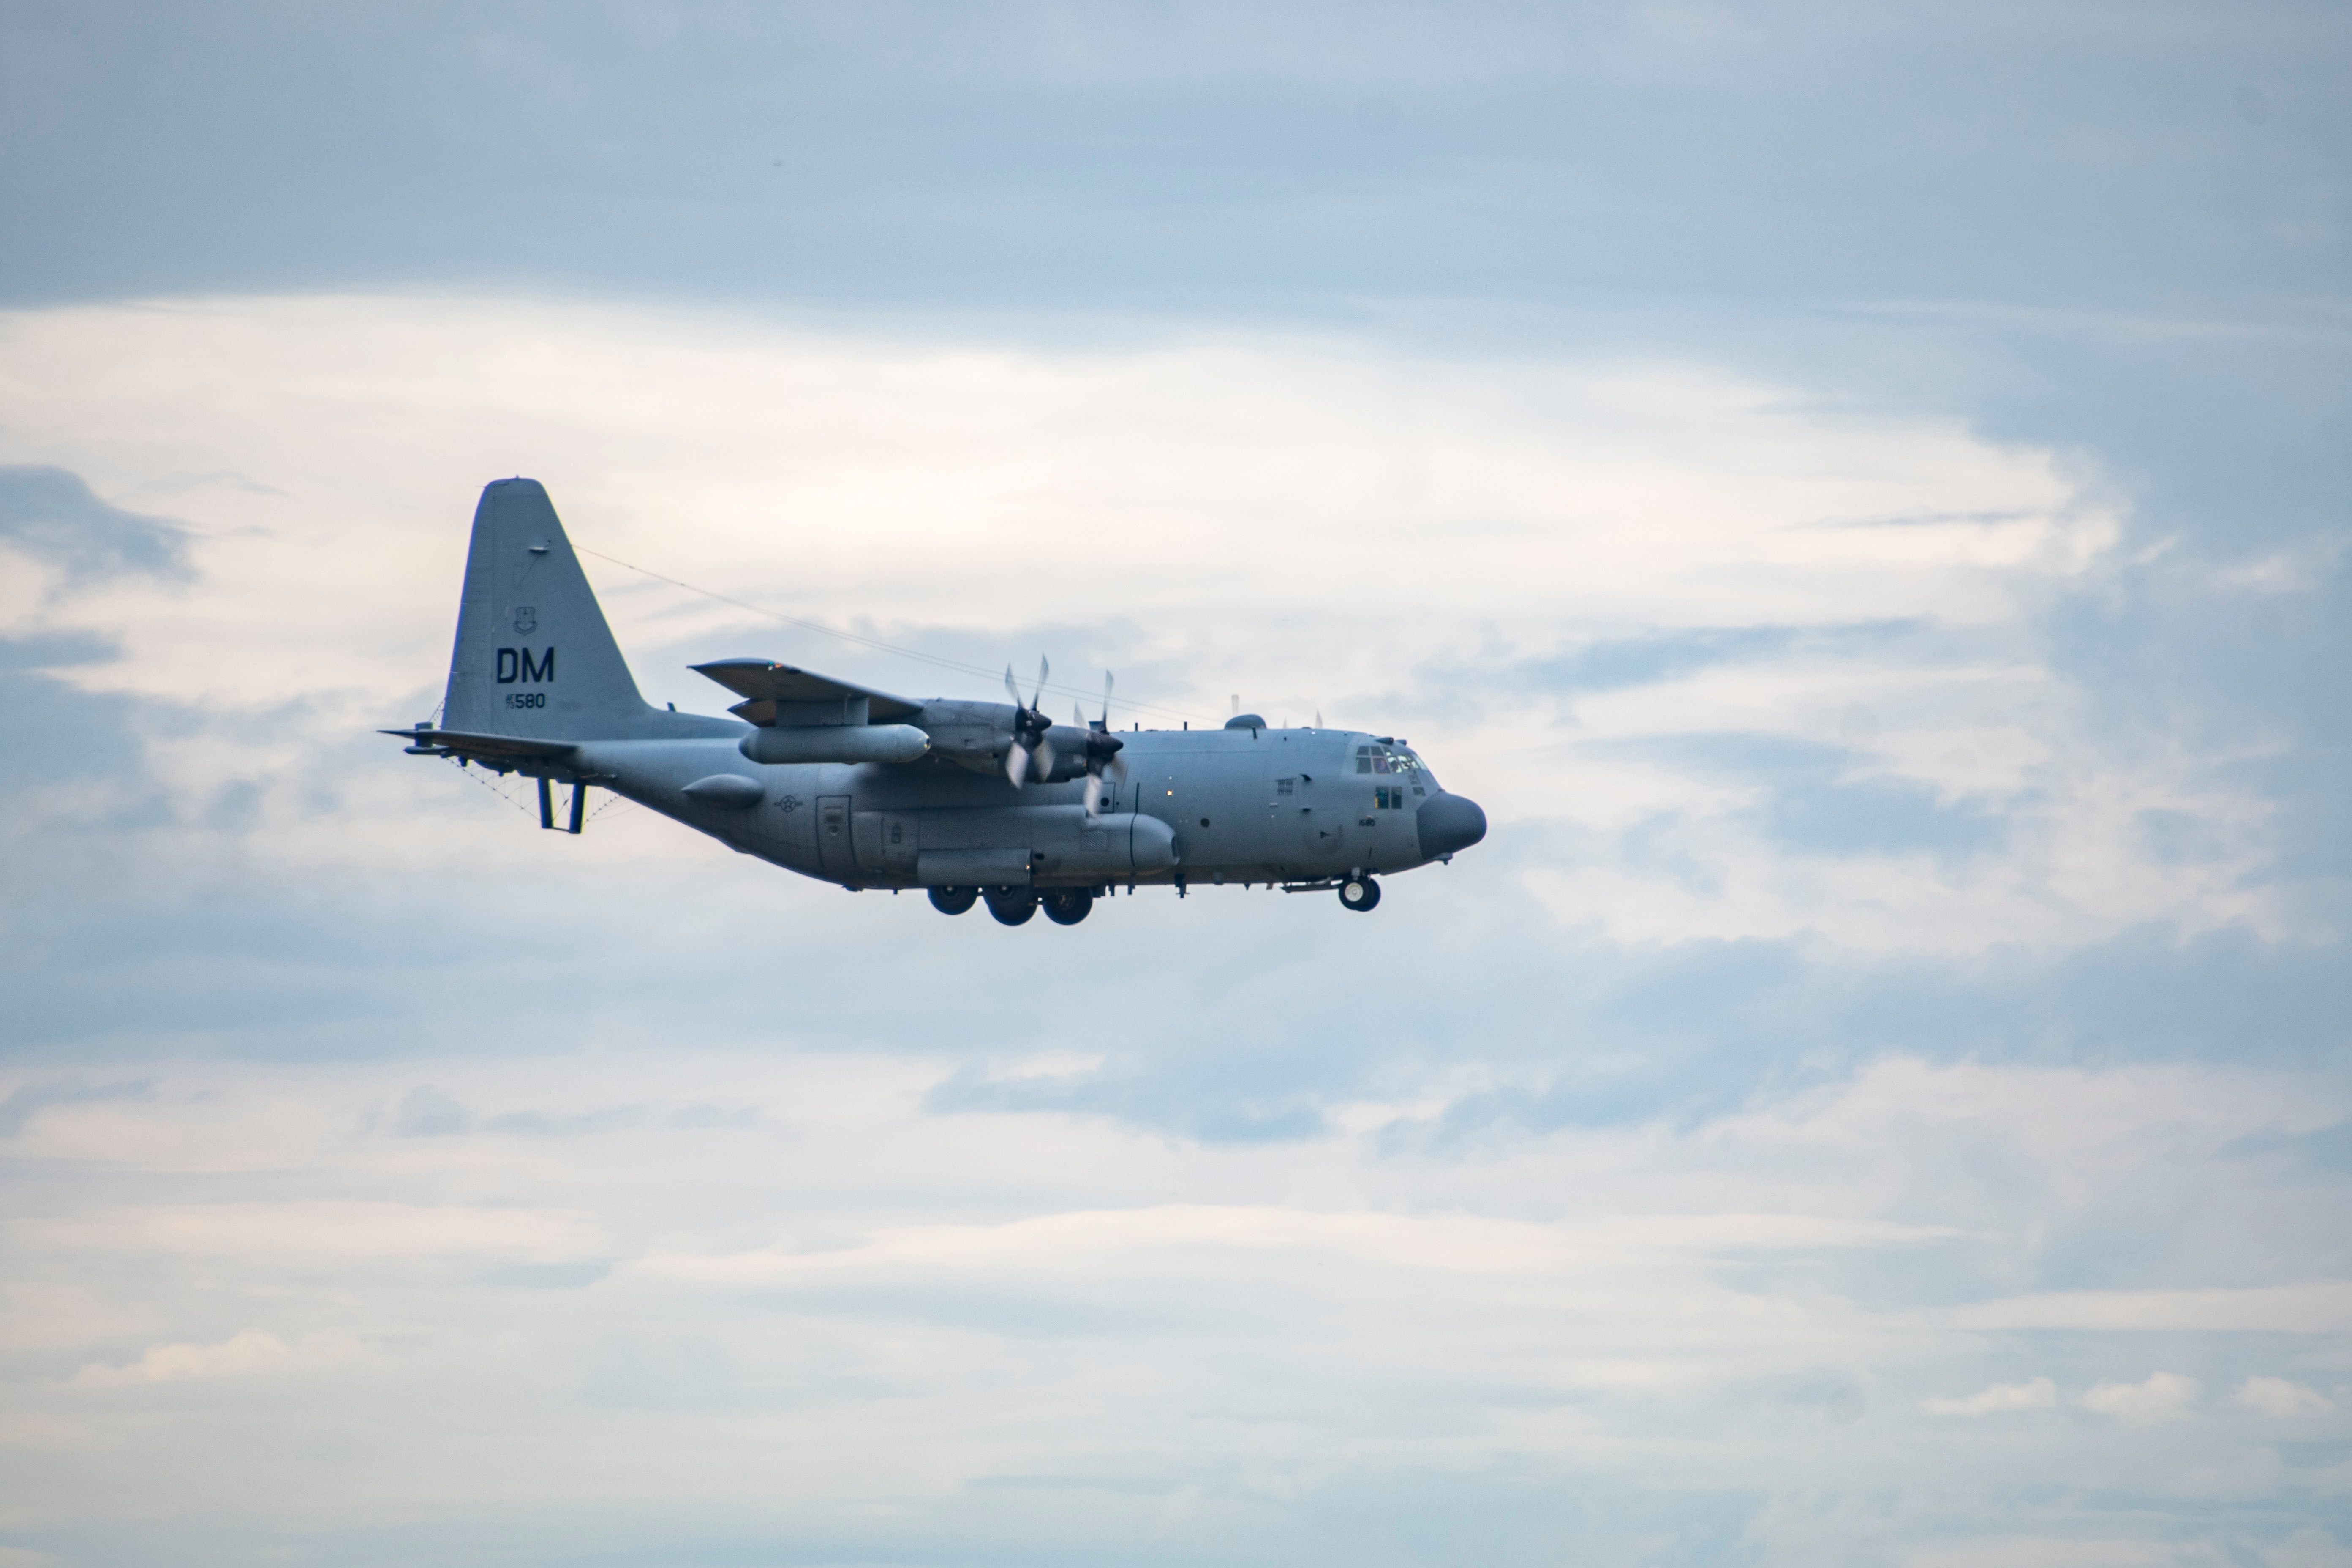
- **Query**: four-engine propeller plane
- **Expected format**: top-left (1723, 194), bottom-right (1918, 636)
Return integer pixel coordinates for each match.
top-left (386, 479), bottom-right (1487, 925)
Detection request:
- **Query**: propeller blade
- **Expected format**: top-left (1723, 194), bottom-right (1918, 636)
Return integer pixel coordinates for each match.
top-left (1108, 751), bottom-right (1129, 782)
top-left (1100, 670), bottom-right (1114, 727)
top-left (1081, 772), bottom-right (1101, 817)
top-left (1031, 656), bottom-right (1050, 710)
top-left (1005, 664), bottom-right (1023, 709)
top-left (1075, 703), bottom-right (1086, 728)
top-left (1034, 736), bottom-right (1055, 781)
top-left (1005, 740), bottom-right (1029, 787)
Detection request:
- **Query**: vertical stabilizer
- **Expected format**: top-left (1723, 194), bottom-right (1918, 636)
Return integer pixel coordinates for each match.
top-left (441, 480), bottom-right (650, 738)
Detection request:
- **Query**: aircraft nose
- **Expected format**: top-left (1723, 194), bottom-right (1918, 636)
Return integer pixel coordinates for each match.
top-left (1416, 791), bottom-right (1487, 860)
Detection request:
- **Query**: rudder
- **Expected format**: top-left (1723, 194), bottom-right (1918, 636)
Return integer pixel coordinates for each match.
top-left (441, 479), bottom-right (650, 738)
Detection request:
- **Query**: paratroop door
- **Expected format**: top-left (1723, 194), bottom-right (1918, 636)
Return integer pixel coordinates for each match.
top-left (817, 795), bottom-right (855, 878)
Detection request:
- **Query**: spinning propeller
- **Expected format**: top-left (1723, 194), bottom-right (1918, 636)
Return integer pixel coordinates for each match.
top-left (1003, 659), bottom-right (1127, 814)
top-left (1078, 670), bottom-right (1126, 817)
top-left (1003, 658), bottom-right (1055, 786)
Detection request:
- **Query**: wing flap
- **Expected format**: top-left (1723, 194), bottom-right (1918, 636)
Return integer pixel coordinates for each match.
top-left (691, 659), bottom-right (924, 724)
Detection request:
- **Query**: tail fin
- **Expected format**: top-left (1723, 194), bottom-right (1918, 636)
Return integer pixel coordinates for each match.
top-left (441, 479), bottom-right (651, 738)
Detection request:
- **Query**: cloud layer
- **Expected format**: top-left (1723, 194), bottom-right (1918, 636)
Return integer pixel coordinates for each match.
top-left (4, 1048), bottom-right (2347, 1566)
top-left (2, 3), bottom-right (2348, 1562)
top-left (0, 290), bottom-right (2345, 1565)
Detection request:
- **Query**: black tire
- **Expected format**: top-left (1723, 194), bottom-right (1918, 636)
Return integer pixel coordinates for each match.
top-left (1041, 888), bottom-right (1094, 926)
top-left (929, 886), bottom-right (978, 915)
top-left (1338, 875), bottom-right (1382, 912)
top-left (983, 887), bottom-right (1038, 926)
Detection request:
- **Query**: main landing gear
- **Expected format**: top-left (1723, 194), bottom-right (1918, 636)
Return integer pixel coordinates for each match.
top-left (928, 885), bottom-right (1096, 926)
top-left (1040, 888), bottom-right (1094, 926)
top-left (982, 887), bottom-right (1038, 926)
top-left (1339, 874), bottom-right (1382, 912)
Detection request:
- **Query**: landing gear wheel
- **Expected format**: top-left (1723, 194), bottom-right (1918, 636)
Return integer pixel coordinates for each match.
top-left (1040, 888), bottom-right (1094, 926)
top-left (1338, 875), bottom-right (1382, 912)
top-left (929, 886), bottom-right (978, 915)
top-left (983, 887), bottom-right (1038, 926)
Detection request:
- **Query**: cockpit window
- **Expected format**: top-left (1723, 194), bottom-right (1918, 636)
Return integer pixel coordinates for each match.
top-left (1358, 742), bottom-right (1438, 790)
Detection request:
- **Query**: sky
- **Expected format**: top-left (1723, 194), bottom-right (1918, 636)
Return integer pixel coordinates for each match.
top-left (1, 3), bottom-right (2349, 1565)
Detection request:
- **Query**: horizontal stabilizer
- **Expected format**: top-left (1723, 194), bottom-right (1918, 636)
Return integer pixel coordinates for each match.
top-left (380, 726), bottom-right (580, 763)
top-left (691, 659), bottom-right (923, 725)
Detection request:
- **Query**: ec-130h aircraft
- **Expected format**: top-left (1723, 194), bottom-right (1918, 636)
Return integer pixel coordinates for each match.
top-left (386, 479), bottom-right (1487, 926)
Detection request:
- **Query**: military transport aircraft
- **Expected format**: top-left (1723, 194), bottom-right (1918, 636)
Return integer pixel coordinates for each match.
top-left (385, 479), bottom-right (1486, 925)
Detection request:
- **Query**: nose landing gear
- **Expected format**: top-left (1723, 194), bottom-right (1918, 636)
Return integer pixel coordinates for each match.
top-left (1338, 874), bottom-right (1381, 912)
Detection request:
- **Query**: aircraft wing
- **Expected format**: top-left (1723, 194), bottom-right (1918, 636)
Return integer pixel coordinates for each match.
top-left (379, 726), bottom-right (580, 762)
top-left (690, 659), bottom-right (925, 725)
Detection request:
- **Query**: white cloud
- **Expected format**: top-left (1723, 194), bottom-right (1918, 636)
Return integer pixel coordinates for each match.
top-left (71, 1330), bottom-right (294, 1387)
top-left (24, 1200), bottom-right (608, 1266)
top-left (1923, 1376), bottom-right (2056, 1416)
top-left (2235, 1376), bottom-right (2335, 1418)
top-left (0, 291), bottom-right (2341, 1563)
top-left (1952, 1283), bottom-right (2352, 1336)
top-left (2173, 1444), bottom-right (2287, 1500)
top-left (0, 293), bottom-right (2279, 956)
top-left (2212, 536), bottom-right (2351, 594)
top-left (1905, 1538), bottom-right (2242, 1568)
top-left (67, 1328), bottom-right (370, 1388)
top-left (2080, 1372), bottom-right (2199, 1421)
top-left (0, 1048), bottom-right (2339, 1556)
top-left (2265, 1529), bottom-right (2352, 1568)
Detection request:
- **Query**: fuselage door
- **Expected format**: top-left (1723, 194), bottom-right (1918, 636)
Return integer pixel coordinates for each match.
top-left (1284, 772), bottom-right (1343, 868)
top-left (854, 810), bottom-right (918, 878)
top-left (817, 794), bottom-right (855, 879)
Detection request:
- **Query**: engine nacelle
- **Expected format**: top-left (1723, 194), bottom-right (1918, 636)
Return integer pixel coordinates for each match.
top-left (1033, 724), bottom-right (1097, 782)
top-left (739, 723), bottom-right (931, 766)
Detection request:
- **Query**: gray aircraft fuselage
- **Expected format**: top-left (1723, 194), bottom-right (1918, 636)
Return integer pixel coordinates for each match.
top-left (570, 720), bottom-right (1473, 890)
top-left (388, 479), bottom-right (1487, 920)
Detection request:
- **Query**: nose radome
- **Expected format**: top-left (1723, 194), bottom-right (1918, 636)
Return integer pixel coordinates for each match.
top-left (1416, 792), bottom-right (1487, 859)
